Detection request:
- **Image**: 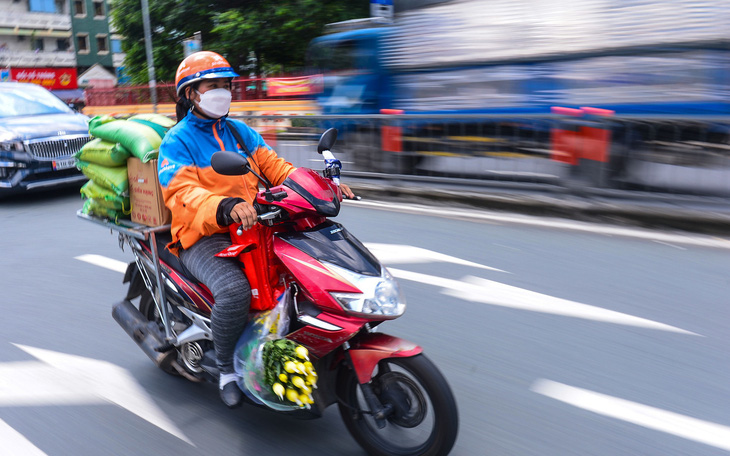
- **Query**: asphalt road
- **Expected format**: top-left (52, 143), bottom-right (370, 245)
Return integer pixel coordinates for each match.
top-left (0, 187), bottom-right (729, 456)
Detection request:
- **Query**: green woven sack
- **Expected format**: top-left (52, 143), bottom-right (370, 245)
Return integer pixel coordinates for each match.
top-left (74, 138), bottom-right (131, 167)
top-left (76, 161), bottom-right (129, 195)
top-left (88, 115), bottom-right (117, 132)
top-left (128, 113), bottom-right (175, 137)
top-left (128, 113), bottom-right (175, 127)
top-left (80, 180), bottom-right (131, 212)
top-left (82, 198), bottom-right (129, 222)
top-left (89, 119), bottom-right (162, 163)
top-left (93, 197), bottom-right (131, 213)
top-left (113, 143), bottom-right (132, 156)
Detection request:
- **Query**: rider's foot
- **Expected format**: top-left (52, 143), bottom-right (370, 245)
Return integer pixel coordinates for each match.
top-left (219, 373), bottom-right (243, 409)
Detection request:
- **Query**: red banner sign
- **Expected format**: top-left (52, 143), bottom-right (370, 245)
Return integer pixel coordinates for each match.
top-left (266, 75), bottom-right (323, 97)
top-left (10, 68), bottom-right (78, 90)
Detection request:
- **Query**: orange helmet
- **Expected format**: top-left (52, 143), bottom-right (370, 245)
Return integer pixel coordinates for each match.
top-left (174, 51), bottom-right (239, 96)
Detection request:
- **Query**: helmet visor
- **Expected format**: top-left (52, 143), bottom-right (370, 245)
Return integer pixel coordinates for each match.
top-left (177, 67), bottom-right (240, 95)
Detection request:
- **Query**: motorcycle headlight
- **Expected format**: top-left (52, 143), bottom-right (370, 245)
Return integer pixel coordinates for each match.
top-left (324, 262), bottom-right (406, 318)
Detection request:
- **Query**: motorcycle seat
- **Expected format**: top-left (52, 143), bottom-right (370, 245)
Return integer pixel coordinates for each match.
top-left (150, 232), bottom-right (202, 285)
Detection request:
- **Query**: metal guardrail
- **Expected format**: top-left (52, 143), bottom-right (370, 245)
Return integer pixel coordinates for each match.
top-left (232, 113), bottom-right (730, 199)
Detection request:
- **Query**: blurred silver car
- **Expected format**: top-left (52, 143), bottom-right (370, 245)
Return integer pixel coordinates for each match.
top-left (0, 82), bottom-right (91, 196)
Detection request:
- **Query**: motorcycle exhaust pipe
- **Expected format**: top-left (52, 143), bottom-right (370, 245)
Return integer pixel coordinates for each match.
top-left (112, 300), bottom-right (174, 368)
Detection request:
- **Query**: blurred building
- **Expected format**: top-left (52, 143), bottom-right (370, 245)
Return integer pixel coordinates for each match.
top-left (107, 0), bottom-right (128, 85)
top-left (0, 0), bottom-right (76, 68)
top-left (70, 0), bottom-right (113, 74)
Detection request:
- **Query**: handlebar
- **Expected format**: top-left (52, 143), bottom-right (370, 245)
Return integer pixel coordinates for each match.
top-left (234, 149), bottom-right (359, 235)
top-left (258, 208), bottom-right (282, 221)
top-left (322, 150), bottom-right (336, 161)
top-left (322, 149), bottom-right (362, 201)
top-left (322, 149), bottom-right (341, 186)
top-left (236, 207), bottom-right (282, 235)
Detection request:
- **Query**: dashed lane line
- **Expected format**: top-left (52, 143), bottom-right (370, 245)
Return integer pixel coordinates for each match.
top-left (532, 379), bottom-right (730, 452)
top-left (389, 268), bottom-right (699, 336)
top-left (75, 254), bottom-right (127, 274)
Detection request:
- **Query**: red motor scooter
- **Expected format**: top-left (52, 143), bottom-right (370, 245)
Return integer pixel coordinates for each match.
top-left (83, 128), bottom-right (458, 456)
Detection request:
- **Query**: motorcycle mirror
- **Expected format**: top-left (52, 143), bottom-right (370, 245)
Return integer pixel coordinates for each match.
top-left (317, 128), bottom-right (338, 154)
top-left (211, 151), bottom-right (251, 176)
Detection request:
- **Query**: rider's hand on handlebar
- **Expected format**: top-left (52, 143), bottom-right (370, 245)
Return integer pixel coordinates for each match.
top-left (340, 183), bottom-right (356, 199)
top-left (230, 201), bottom-right (258, 231)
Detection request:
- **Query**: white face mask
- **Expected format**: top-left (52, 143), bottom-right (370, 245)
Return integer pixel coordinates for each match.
top-left (194, 88), bottom-right (232, 118)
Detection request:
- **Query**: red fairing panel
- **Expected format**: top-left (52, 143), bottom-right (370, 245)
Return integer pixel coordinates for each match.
top-left (348, 333), bottom-right (423, 384)
top-left (141, 242), bottom-right (214, 313)
top-left (288, 312), bottom-right (369, 358)
top-left (165, 266), bottom-right (214, 314)
top-left (287, 168), bottom-right (337, 201)
top-left (259, 168), bottom-right (340, 223)
top-left (273, 236), bottom-right (360, 314)
top-left (261, 183), bottom-right (313, 214)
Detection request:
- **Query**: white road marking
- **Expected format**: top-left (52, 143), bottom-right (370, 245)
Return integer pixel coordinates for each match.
top-left (363, 243), bottom-right (508, 272)
top-left (389, 269), bottom-right (699, 335)
top-left (1, 344), bottom-right (193, 446)
top-left (0, 362), bottom-right (100, 405)
top-left (75, 252), bottom-right (698, 335)
top-left (345, 199), bottom-right (730, 249)
top-left (75, 254), bottom-right (127, 273)
top-left (531, 379), bottom-right (730, 452)
top-left (0, 418), bottom-right (48, 456)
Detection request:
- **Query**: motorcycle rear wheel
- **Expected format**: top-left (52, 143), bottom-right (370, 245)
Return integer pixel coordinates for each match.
top-left (136, 288), bottom-right (184, 377)
top-left (138, 289), bottom-right (157, 321)
top-left (337, 354), bottom-right (458, 456)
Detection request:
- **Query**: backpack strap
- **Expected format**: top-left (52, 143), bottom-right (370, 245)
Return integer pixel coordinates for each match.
top-left (227, 120), bottom-right (272, 188)
top-left (227, 119), bottom-right (251, 157)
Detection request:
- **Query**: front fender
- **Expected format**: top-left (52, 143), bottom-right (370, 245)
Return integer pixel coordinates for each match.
top-left (347, 332), bottom-right (422, 384)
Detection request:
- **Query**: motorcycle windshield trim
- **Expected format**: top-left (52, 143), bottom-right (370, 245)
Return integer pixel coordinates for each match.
top-left (276, 221), bottom-right (381, 276)
top-left (282, 172), bottom-right (340, 217)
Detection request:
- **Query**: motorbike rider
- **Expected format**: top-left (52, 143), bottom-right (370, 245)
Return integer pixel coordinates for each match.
top-left (158, 51), bottom-right (353, 408)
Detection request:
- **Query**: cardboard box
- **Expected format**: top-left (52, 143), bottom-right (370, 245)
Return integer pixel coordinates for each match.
top-left (127, 157), bottom-right (171, 227)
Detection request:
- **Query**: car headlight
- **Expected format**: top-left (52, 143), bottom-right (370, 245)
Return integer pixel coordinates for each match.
top-left (0, 141), bottom-right (24, 152)
top-left (0, 131), bottom-right (21, 151)
top-left (324, 262), bottom-right (406, 318)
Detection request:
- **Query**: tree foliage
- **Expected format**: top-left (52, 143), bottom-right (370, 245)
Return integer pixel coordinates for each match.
top-left (110, 0), bottom-right (368, 86)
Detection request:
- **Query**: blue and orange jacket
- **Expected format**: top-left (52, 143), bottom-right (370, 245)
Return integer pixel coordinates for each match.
top-left (158, 113), bottom-right (294, 254)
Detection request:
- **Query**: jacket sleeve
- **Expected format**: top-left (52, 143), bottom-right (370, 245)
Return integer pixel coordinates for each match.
top-left (159, 134), bottom-right (226, 238)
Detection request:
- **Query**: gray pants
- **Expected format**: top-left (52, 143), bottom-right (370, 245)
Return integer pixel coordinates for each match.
top-left (180, 233), bottom-right (251, 375)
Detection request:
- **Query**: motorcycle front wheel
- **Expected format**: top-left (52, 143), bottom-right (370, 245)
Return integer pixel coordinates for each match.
top-left (337, 354), bottom-right (458, 456)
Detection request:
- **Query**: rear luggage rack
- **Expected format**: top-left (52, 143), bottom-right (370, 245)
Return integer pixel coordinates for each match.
top-left (77, 210), bottom-right (175, 340)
